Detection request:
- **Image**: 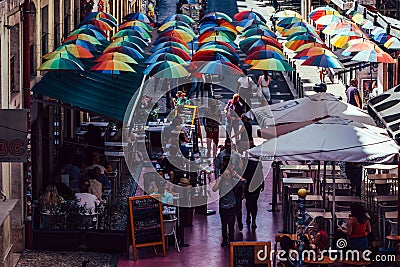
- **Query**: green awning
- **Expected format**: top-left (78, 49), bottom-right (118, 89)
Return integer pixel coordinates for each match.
top-left (31, 64), bottom-right (145, 121)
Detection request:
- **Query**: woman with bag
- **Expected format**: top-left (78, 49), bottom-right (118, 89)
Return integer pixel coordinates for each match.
top-left (236, 69), bottom-right (254, 112)
top-left (224, 94), bottom-right (245, 138)
top-left (257, 70), bottom-right (272, 105)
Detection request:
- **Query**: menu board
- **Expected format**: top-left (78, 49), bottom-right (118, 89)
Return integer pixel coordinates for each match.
top-left (128, 195), bottom-right (166, 261)
top-left (175, 105), bottom-right (197, 125)
top-left (230, 242), bottom-right (271, 267)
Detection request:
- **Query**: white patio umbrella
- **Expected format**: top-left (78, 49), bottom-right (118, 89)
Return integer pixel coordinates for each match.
top-left (253, 92), bottom-right (375, 130)
top-left (248, 117), bottom-right (399, 235)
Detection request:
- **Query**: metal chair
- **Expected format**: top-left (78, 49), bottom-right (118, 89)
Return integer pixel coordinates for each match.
top-left (40, 213), bottom-right (66, 230)
top-left (76, 213), bottom-right (99, 229)
top-left (388, 220), bottom-right (398, 248)
top-left (163, 216), bottom-right (180, 253)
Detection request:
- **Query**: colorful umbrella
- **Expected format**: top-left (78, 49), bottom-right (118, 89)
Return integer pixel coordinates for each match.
top-left (117, 26), bottom-right (152, 39)
top-left (41, 50), bottom-right (81, 62)
top-left (198, 30), bottom-right (236, 42)
top-left (201, 12), bottom-right (233, 23)
top-left (315, 15), bottom-right (343, 30)
top-left (54, 44), bottom-right (94, 58)
top-left (113, 36), bottom-right (149, 48)
top-left (94, 52), bottom-right (138, 64)
top-left (373, 32), bottom-right (391, 44)
top-left (246, 44), bottom-right (285, 56)
top-left (274, 10), bottom-right (302, 19)
top-left (322, 21), bottom-right (354, 35)
top-left (106, 41), bottom-right (144, 53)
top-left (201, 26), bottom-right (237, 36)
top-left (95, 17), bottom-right (118, 28)
top-left (241, 28), bottom-right (277, 38)
top-left (301, 54), bottom-right (344, 68)
top-left (309, 6), bottom-right (340, 21)
top-left (158, 25), bottom-right (196, 36)
top-left (62, 39), bottom-right (99, 52)
top-left (294, 47), bottom-right (337, 60)
top-left (197, 59), bottom-right (242, 75)
top-left (295, 42), bottom-right (329, 52)
top-left (287, 32), bottom-right (320, 41)
top-left (241, 24), bottom-right (271, 34)
top-left (200, 20), bottom-right (237, 33)
top-left (63, 34), bottom-right (102, 45)
top-left (330, 34), bottom-right (361, 48)
top-left (90, 60), bottom-right (136, 74)
top-left (123, 12), bottom-right (153, 23)
top-left (144, 60), bottom-right (189, 78)
top-left (234, 10), bottom-right (266, 23)
top-left (119, 20), bottom-right (153, 32)
top-left (159, 28), bottom-right (195, 42)
top-left (361, 20), bottom-right (374, 30)
top-left (152, 36), bottom-right (187, 46)
top-left (342, 39), bottom-right (376, 52)
top-left (236, 19), bottom-right (267, 32)
top-left (103, 46), bottom-right (144, 60)
top-left (192, 50), bottom-right (239, 63)
top-left (240, 36), bottom-right (283, 51)
top-left (245, 50), bottom-right (286, 64)
top-left (285, 37), bottom-right (323, 51)
top-left (162, 14), bottom-right (194, 24)
top-left (198, 35), bottom-right (234, 44)
top-left (151, 41), bottom-right (191, 53)
top-left (197, 43), bottom-right (237, 55)
top-left (159, 20), bottom-right (193, 32)
top-left (38, 57), bottom-right (85, 71)
top-left (352, 49), bottom-right (395, 64)
top-left (80, 19), bottom-right (113, 31)
top-left (250, 58), bottom-right (294, 71)
top-left (78, 24), bottom-right (107, 36)
top-left (84, 11), bottom-right (117, 24)
top-left (145, 53), bottom-right (188, 65)
top-left (198, 40), bottom-right (238, 50)
top-left (371, 26), bottom-right (385, 36)
top-left (277, 17), bottom-right (303, 28)
top-left (68, 28), bottom-right (106, 40)
top-left (152, 47), bottom-right (191, 61)
top-left (282, 26), bottom-right (318, 37)
top-left (384, 37), bottom-right (400, 50)
top-left (112, 29), bottom-right (150, 40)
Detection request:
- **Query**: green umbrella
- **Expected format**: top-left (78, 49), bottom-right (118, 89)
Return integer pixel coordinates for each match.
top-left (151, 41), bottom-right (191, 53)
top-left (143, 60), bottom-right (188, 78)
top-left (38, 57), bottom-right (85, 71)
top-left (197, 44), bottom-right (236, 55)
top-left (250, 58), bottom-right (294, 71)
top-left (112, 36), bottom-right (149, 48)
top-left (145, 53), bottom-right (188, 65)
top-left (112, 29), bottom-right (151, 40)
top-left (158, 25), bottom-right (196, 36)
top-left (106, 40), bottom-right (144, 53)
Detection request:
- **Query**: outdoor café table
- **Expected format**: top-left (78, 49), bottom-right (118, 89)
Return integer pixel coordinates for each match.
top-left (304, 255), bottom-right (335, 266)
top-left (289, 195), bottom-right (323, 233)
top-left (282, 178), bottom-right (314, 232)
top-left (328, 195), bottom-right (365, 205)
top-left (383, 211), bottom-right (398, 247)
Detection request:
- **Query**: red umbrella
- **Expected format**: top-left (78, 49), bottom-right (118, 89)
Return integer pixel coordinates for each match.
top-left (153, 46), bottom-right (191, 61)
top-left (240, 36), bottom-right (283, 52)
top-left (152, 36), bottom-right (188, 46)
top-left (246, 44), bottom-right (284, 56)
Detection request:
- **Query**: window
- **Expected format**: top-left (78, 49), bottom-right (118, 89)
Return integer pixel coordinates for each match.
top-left (41, 6), bottom-right (49, 57)
top-left (10, 56), bottom-right (16, 93)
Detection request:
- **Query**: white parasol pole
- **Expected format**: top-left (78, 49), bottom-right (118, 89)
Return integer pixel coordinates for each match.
top-left (331, 162), bottom-right (336, 247)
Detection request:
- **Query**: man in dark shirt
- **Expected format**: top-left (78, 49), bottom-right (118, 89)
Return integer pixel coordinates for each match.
top-left (346, 78), bottom-right (361, 108)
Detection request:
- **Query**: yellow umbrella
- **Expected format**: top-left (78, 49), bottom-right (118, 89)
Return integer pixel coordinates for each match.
top-left (331, 35), bottom-right (362, 48)
top-left (94, 52), bottom-right (138, 64)
top-left (295, 42), bottom-right (329, 52)
top-left (160, 28), bottom-right (195, 42)
top-left (274, 10), bottom-right (303, 19)
top-left (384, 37), bottom-right (400, 50)
top-left (352, 13), bottom-right (365, 24)
top-left (282, 26), bottom-right (317, 37)
top-left (63, 33), bottom-right (102, 45)
top-left (250, 58), bottom-right (294, 71)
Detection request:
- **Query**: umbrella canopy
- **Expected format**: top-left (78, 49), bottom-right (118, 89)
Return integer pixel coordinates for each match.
top-left (371, 26), bottom-right (385, 36)
top-left (106, 40), bottom-right (144, 53)
top-left (84, 11), bottom-right (117, 24)
top-left (103, 46), bottom-right (144, 60)
top-left (78, 24), bottom-right (107, 36)
top-left (197, 59), bottom-right (243, 75)
top-left (38, 57), bottom-right (85, 71)
top-left (162, 14), bottom-right (194, 24)
top-left (144, 60), bottom-right (189, 78)
top-left (80, 19), bottom-right (114, 31)
top-left (159, 20), bottom-right (193, 32)
top-left (240, 36), bottom-right (283, 51)
top-left (287, 32), bottom-right (320, 41)
top-left (294, 47), bottom-right (337, 60)
top-left (197, 43), bottom-right (237, 55)
top-left (198, 40), bottom-right (238, 50)
top-left (68, 28), bottom-right (106, 40)
top-left (282, 26), bottom-right (318, 37)
top-left (309, 6), bottom-right (340, 21)
top-left (198, 35), bottom-right (234, 44)
top-left (322, 21), bottom-right (354, 35)
top-left (145, 53), bottom-right (187, 65)
top-left (94, 52), bottom-right (138, 64)
top-left (236, 19), bottom-right (267, 31)
top-left (192, 49), bottom-right (239, 63)
top-left (119, 20), bottom-right (153, 32)
top-left (117, 26), bottom-right (152, 38)
top-left (373, 32), bottom-right (391, 44)
top-left (198, 30), bottom-right (236, 42)
top-left (245, 50), bottom-right (286, 64)
top-left (285, 37), bottom-right (323, 51)
top-left (295, 42), bottom-right (329, 52)
top-left (54, 44), bottom-right (94, 58)
top-left (330, 34), bottom-right (361, 48)
top-left (152, 46), bottom-right (191, 61)
top-left (277, 17), bottom-right (303, 27)
top-left (90, 60), bottom-right (136, 74)
top-left (151, 41), bottom-right (190, 53)
top-left (241, 28), bottom-right (276, 38)
top-left (234, 10), bottom-right (266, 23)
top-left (159, 28), bottom-right (195, 42)
top-left (246, 44), bottom-right (285, 56)
top-left (342, 39), bottom-right (376, 52)
top-left (250, 58), bottom-right (294, 71)
top-left (200, 20), bottom-right (236, 33)
top-left (41, 50), bottom-right (81, 62)
top-left (315, 15), bottom-right (344, 30)
top-left (384, 37), bottom-right (400, 50)
top-left (361, 20), bottom-right (374, 30)
top-left (351, 13), bottom-right (366, 24)
top-left (201, 12), bottom-right (233, 22)
top-left (248, 117), bottom-right (399, 163)
top-left (253, 92), bottom-right (376, 128)
top-left (62, 39), bottom-right (99, 52)
top-left (274, 10), bottom-right (302, 19)
top-left (158, 25), bottom-right (196, 36)
top-left (63, 33), bottom-right (102, 45)
top-left (112, 29), bottom-right (150, 41)
top-left (301, 54), bottom-right (344, 68)
top-left (123, 12), bottom-right (153, 23)
top-left (112, 36), bottom-right (149, 49)
top-left (352, 49), bottom-right (395, 64)
top-left (241, 24), bottom-right (271, 34)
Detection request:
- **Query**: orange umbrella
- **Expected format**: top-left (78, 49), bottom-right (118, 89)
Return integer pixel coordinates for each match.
top-left (295, 42), bottom-right (329, 52)
top-left (343, 39), bottom-right (376, 52)
top-left (294, 47), bottom-right (337, 59)
top-left (81, 19), bottom-right (113, 31)
top-left (246, 44), bottom-right (284, 56)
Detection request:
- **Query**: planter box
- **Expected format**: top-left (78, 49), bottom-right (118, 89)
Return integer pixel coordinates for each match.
top-left (33, 230), bottom-right (80, 251)
top-left (86, 230), bottom-right (127, 253)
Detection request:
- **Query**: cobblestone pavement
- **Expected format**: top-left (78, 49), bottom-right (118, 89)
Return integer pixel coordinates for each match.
top-left (16, 250), bottom-right (116, 267)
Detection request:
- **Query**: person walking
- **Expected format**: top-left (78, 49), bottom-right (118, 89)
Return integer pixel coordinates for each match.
top-left (257, 70), bottom-right (272, 105)
top-left (232, 113), bottom-right (254, 154)
top-left (204, 101), bottom-right (221, 158)
top-left (345, 162), bottom-right (363, 197)
top-left (214, 138), bottom-right (243, 180)
top-left (346, 78), bottom-right (361, 108)
top-left (224, 94), bottom-right (245, 137)
top-left (212, 167), bottom-right (246, 246)
top-left (237, 69), bottom-right (255, 112)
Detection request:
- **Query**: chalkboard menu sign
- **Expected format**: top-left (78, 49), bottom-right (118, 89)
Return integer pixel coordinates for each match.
top-left (175, 105), bottom-right (198, 125)
top-left (128, 195), bottom-right (166, 261)
top-left (230, 242), bottom-right (271, 267)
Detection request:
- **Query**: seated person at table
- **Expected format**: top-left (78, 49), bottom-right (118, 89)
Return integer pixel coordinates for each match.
top-left (92, 165), bottom-right (111, 191)
top-left (152, 179), bottom-right (173, 205)
top-left (40, 184), bottom-right (66, 215)
top-left (338, 203), bottom-right (371, 250)
top-left (75, 180), bottom-right (101, 215)
top-left (305, 216), bottom-right (329, 251)
top-left (86, 168), bottom-right (103, 200)
top-left (84, 152), bottom-right (107, 174)
top-left (278, 235), bottom-right (297, 267)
